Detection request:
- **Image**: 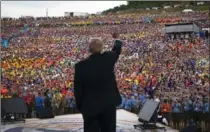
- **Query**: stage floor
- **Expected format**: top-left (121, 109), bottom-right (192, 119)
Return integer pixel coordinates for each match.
top-left (1, 109), bottom-right (178, 132)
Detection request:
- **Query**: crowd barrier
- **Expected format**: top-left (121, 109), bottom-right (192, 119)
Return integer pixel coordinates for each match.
top-left (1, 97), bottom-right (209, 131)
top-left (128, 105), bottom-right (210, 131)
top-left (160, 112), bottom-right (210, 131)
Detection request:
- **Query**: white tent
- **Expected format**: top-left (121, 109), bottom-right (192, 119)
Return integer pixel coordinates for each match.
top-left (182, 9), bottom-right (194, 12)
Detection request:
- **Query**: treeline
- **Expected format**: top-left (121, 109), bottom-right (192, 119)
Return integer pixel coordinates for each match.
top-left (102, 1), bottom-right (207, 14)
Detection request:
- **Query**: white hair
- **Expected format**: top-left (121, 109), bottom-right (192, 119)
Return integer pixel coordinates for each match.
top-left (89, 37), bottom-right (102, 43)
top-left (89, 38), bottom-right (103, 53)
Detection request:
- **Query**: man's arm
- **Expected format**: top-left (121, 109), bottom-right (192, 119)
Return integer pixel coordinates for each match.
top-left (74, 63), bottom-right (83, 111)
top-left (111, 40), bottom-right (123, 63)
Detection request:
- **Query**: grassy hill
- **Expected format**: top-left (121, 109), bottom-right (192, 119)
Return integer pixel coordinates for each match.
top-left (102, 1), bottom-right (209, 14)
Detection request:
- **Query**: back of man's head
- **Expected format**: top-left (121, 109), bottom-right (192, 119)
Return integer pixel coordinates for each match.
top-left (89, 38), bottom-right (103, 53)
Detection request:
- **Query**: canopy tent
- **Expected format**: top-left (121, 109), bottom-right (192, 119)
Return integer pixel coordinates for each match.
top-left (182, 9), bottom-right (194, 12)
top-left (165, 23), bottom-right (200, 34)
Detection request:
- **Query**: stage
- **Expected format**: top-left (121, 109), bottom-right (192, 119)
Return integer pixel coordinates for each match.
top-left (1, 109), bottom-right (178, 132)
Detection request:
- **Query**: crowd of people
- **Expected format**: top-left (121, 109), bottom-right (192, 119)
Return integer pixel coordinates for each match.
top-left (1, 10), bottom-right (209, 130)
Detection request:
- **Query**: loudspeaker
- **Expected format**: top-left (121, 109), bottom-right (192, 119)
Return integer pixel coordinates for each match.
top-left (38, 108), bottom-right (54, 119)
top-left (134, 100), bottom-right (165, 131)
top-left (1, 98), bottom-right (28, 114)
top-left (138, 100), bottom-right (160, 122)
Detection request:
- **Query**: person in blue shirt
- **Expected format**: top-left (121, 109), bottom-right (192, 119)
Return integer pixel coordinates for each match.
top-left (168, 76), bottom-right (172, 89)
top-left (66, 95), bottom-right (72, 113)
top-left (70, 97), bottom-right (77, 113)
top-left (203, 100), bottom-right (209, 113)
top-left (124, 97), bottom-right (132, 111)
top-left (130, 96), bottom-right (137, 113)
top-left (133, 92), bottom-right (138, 97)
top-left (203, 99), bottom-right (209, 130)
top-left (190, 59), bottom-right (196, 73)
top-left (183, 97), bottom-right (193, 127)
top-left (138, 93), bottom-right (146, 104)
top-left (35, 92), bottom-right (44, 117)
top-left (120, 95), bottom-right (126, 109)
top-left (171, 100), bottom-right (181, 130)
top-left (132, 83), bottom-right (137, 90)
top-left (131, 96), bottom-right (137, 106)
top-left (193, 99), bottom-right (203, 126)
top-left (193, 100), bottom-right (203, 112)
top-left (172, 100), bottom-right (181, 113)
top-left (142, 95), bottom-right (150, 105)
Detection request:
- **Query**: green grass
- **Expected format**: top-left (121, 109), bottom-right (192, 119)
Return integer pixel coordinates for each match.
top-left (115, 5), bottom-right (209, 15)
top-left (197, 5), bottom-right (209, 11)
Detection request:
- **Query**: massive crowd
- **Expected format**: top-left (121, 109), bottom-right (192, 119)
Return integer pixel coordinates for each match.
top-left (1, 11), bottom-right (209, 130)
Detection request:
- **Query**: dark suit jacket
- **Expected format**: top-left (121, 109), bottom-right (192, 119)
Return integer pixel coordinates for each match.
top-left (74, 40), bottom-right (123, 116)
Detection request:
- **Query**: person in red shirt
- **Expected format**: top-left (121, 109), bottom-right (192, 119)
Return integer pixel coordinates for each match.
top-left (61, 87), bottom-right (67, 95)
top-left (1, 87), bottom-right (10, 98)
top-left (160, 99), bottom-right (171, 124)
top-left (24, 92), bottom-right (34, 118)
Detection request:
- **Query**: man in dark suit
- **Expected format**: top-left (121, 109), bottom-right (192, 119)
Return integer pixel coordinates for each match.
top-left (74, 35), bottom-right (122, 132)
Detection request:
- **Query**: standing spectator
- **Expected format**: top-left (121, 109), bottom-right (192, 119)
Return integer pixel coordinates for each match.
top-left (203, 98), bottom-right (209, 131)
top-left (119, 94), bottom-right (126, 109)
top-left (51, 92), bottom-right (61, 115)
top-left (35, 92), bottom-right (44, 117)
top-left (44, 90), bottom-right (52, 110)
top-left (59, 94), bottom-right (67, 115)
top-left (183, 96), bottom-right (193, 127)
top-left (24, 92), bottom-right (34, 118)
top-left (66, 92), bottom-right (72, 114)
top-left (138, 91), bottom-right (146, 104)
top-left (70, 97), bottom-right (77, 113)
top-left (171, 99), bottom-right (181, 130)
top-left (130, 96), bottom-right (137, 113)
top-left (193, 98), bottom-right (203, 127)
top-left (124, 96), bottom-right (132, 111)
top-left (160, 99), bottom-right (171, 124)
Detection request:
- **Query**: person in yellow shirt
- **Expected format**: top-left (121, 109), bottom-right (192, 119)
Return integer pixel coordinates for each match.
top-left (51, 92), bottom-right (62, 115)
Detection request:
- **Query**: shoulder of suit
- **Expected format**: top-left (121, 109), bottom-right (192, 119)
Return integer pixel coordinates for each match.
top-left (103, 51), bottom-right (111, 54)
top-left (75, 59), bottom-right (87, 67)
top-left (75, 61), bottom-right (82, 68)
top-left (102, 51), bottom-right (114, 56)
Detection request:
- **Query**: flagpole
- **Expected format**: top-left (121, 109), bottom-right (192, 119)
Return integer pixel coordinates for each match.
top-left (46, 8), bottom-right (48, 17)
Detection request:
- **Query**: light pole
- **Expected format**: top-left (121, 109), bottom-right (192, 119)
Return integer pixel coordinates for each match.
top-left (46, 8), bottom-right (48, 17)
